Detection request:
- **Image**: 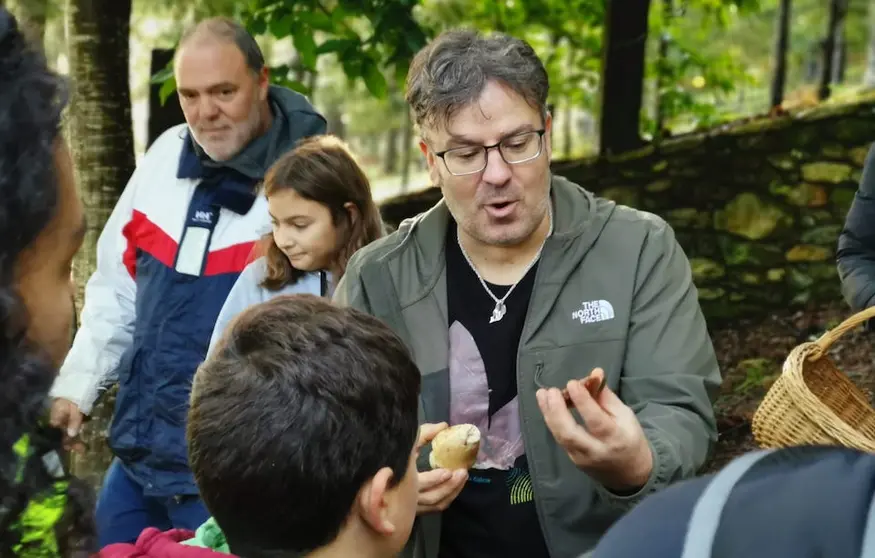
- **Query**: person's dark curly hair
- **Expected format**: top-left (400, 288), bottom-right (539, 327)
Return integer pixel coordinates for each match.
top-left (0, 8), bottom-right (96, 556)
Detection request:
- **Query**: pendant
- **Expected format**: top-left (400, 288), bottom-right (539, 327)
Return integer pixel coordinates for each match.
top-left (490, 301), bottom-right (507, 324)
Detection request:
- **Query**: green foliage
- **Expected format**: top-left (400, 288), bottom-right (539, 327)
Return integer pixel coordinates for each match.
top-left (149, 63), bottom-right (177, 105)
top-left (141, 0), bottom-right (871, 152)
top-left (734, 357), bottom-right (778, 394)
top-left (645, 2), bottom-right (761, 133)
top-left (243, 0), bottom-right (428, 98)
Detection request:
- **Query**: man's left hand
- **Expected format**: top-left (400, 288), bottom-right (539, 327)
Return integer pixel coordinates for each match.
top-left (536, 368), bottom-right (653, 492)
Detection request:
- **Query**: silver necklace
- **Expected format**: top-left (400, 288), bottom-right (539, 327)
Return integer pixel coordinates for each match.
top-left (457, 205), bottom-right (554, 324)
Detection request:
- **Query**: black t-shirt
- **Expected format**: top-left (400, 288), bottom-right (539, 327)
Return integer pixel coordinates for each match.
top-left (438, 223), bottom-right (550, 558)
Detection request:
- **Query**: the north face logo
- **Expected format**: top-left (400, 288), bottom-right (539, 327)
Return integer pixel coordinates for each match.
top-left (571, 300), bottom-right (615, 324)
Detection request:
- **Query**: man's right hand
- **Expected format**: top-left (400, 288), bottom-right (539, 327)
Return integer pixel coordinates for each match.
top-left (415, 422), bottom-right (469, 515)
top-left (49, 398), bottom-right (86, 452)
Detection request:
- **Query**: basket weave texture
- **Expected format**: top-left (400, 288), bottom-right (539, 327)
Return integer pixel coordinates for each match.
top-left (751, 306), bottom-right (875, 452)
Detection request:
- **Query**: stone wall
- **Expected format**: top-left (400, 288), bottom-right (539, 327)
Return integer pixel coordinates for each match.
top-left (379, 100), bottom-right (875, 324)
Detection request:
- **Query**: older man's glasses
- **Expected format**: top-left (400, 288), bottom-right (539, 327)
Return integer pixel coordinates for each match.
top-left (435, 129), bottom-right (546, 176)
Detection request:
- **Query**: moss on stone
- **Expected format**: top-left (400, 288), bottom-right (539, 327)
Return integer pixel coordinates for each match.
top-left (666, 208), bottom-right (710, 229)
top-left (769, 182), bottom-right (827, 207)
top-left (786, 244), bottom-right (832, 262)
top-left (690, 258), bottom-right (725, 281)
top-left (715, 193), bottom-right (790, 240)
top-left (800, 224), bottom-right (842, 245)
top-left (646, 179), bottom-right (672, 192)
top-left (821, 144), bottom-right (847, 159)
top-left (718, 237), bottom-right (784, 267)
top-left (698, 287), bottom-right (725, 301)
top-left (801, 161), bottom-right (853, 183)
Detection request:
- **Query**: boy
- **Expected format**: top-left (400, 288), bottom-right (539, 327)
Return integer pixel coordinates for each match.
top-left (101, 294), bottom-right (426, 557)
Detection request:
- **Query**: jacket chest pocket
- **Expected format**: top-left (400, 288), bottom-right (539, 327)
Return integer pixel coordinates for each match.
top-left (528, 337), bottom-right (627, 395)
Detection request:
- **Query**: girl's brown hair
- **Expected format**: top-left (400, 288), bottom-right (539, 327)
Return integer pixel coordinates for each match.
top-left (259, 135), bottom-right (383, 291)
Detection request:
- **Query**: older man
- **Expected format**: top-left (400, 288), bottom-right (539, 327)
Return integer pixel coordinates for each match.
top-left (334, 29), bottom-right (721, 558)
top-left (48, 16), bottom-right (326, 547)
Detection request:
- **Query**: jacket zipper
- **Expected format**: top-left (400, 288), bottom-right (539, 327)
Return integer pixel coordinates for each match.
top-left (523, 359), bottom-right (553, 553)
top-left (518, 238), bottom-right (556, 554)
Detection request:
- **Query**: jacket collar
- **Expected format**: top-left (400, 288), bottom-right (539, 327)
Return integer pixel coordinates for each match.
top-left (176, 132), bottom-right (260, 216)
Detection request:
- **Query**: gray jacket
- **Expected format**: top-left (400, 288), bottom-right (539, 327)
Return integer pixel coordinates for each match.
top-left (333, 175), bottom-right (722, 557)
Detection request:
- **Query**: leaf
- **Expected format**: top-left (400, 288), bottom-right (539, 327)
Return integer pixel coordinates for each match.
top-left (270, 64), bottom-right (290, 79)
top-left (149, 64), bottom-right (173, 85)
top-left (341, 55), bottom-right (363, 79)
top-left (268, 14), bottom-right (293, 38)
top-left (248, 16), bottom-right (267, 36)
top-left (361, 58), bottom-right (388, 99)
top-left (159, 76), bottom-right (177, 106)
top-left (298, 9), bottom-right (335, 32)
top-left (293, 30), bottom-right (318, 71)
top-left (316, 38), bottom-right (359, 55)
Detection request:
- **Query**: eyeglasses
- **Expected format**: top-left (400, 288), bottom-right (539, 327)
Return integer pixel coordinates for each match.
top-left (434, 129), bottom-right (546, 176)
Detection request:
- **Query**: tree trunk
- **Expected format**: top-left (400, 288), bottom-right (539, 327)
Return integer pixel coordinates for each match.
top-left (832, 36), bottom-right (846, 84)
top-left (819, 0), bottom-right (849, 100)
top-left (66, 0), bottom-right (135, 490)
top-left (805, 41), bottom-right (822, 83)
top-left (147, 49), bottom-right (185, 148)
top-left (770, 0), bottom-right (791, 108)
top-left (563, 47), bottom-right (575, 157)
top-left (598, 0), bottom-right (652, 156)
top-left (563, 96), bottom-right (573, 158)
top-left (326, 104), bottom-right (345, 139)
top-left (864, 0), bottom-right (875, 87)
top-left (306, 70), bottom-right (317, 103)
top-left (383, 127), bottom-right (399, 175)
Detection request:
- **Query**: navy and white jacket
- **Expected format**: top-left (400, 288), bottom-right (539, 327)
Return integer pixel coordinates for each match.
top-left (50, 87), bottom-right (326, 496)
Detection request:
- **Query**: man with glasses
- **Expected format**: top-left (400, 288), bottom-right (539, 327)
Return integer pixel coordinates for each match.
top-left (334, 29), bottom-right (722, 558)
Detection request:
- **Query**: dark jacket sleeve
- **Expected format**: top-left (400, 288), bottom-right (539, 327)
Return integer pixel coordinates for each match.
top-left (837, 144), bottom-right (875, 314)
top-left (593, 446), bottom-right (875, 558)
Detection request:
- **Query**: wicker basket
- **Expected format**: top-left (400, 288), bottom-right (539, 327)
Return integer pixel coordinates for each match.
top-left (751, 306), bottom-right (875, 452)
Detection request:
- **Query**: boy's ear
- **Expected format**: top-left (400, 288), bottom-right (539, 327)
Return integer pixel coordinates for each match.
top-left (356, 467), bottom-right (398, 536)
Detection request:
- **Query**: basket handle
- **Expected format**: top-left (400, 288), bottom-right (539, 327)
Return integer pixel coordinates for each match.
top-left (811, 305), bottom-right (875, 355)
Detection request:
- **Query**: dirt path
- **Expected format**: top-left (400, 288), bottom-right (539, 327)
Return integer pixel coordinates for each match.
top-left (702, 302), bottom-right (875, 473)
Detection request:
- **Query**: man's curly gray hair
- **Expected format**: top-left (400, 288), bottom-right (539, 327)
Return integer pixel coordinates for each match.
top-left (405, 28), bottom-right (550, 133)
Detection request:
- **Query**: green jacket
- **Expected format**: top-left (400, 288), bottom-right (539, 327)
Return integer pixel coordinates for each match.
top-left (333, 175), bottom-right (722, 558)
top-left (182, 517), bottom-right (230, 553)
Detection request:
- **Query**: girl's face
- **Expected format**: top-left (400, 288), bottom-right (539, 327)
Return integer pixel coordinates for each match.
top-left (268, 188), bottom-right (341, 273)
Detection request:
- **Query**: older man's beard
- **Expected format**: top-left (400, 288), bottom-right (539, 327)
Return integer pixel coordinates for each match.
top-left (193, 100), bottom-right (263, 162)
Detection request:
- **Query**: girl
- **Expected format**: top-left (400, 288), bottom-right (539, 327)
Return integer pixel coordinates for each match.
top-left (208, 135), bottom-right (384, 354)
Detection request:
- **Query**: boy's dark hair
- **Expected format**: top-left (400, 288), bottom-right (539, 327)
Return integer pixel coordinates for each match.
top-left (188, 294), bottom-right (421, 555)
top-left (0, 8), bottom-right (95, 556)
